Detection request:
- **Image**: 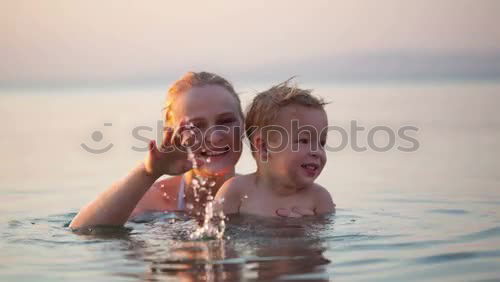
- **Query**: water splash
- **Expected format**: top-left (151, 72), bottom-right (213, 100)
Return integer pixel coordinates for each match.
top-left (183, 126), bottom-right (227, 240)
top-left (189, 200), bottom-right (226, 240)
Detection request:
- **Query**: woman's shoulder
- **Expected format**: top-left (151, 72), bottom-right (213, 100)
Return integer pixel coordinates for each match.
top-left (151, 175), bottom-right (183, 190)
top-left (134, 175), bottom-right (183, 212)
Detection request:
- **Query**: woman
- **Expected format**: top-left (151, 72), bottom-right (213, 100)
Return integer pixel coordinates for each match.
top-left (70, 72), bottom-right (310, 229)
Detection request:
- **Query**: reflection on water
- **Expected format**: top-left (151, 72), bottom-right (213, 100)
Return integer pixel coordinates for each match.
top-left (2, 201), bottom-right (500, 281)
top-left (108, 213), bottom-right (333, 281)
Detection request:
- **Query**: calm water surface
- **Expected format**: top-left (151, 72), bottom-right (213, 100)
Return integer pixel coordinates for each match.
top-left (1, 82), bottom-right (499, 281)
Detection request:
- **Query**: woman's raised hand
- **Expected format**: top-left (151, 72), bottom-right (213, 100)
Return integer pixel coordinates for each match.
top-left (144, 123), bottom-right (203, 178)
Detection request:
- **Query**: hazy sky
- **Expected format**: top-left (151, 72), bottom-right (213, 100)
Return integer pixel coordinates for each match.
top-left (2, 0), bottom-right (499, 85)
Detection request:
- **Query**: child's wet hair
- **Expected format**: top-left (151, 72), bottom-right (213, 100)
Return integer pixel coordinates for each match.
top-left (245, 78), bottom-right (327, 143)
top-left (164, 71), bottom-right (244, 125)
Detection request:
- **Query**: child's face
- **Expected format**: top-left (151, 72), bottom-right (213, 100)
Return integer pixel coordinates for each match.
top-left (265, 105), bottom-right (328, 189)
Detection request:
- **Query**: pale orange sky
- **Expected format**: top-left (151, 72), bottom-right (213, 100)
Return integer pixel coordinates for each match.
top-left (2, 0), bottom-right (499, 84)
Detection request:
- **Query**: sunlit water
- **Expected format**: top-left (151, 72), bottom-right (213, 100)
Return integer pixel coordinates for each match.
top-left (1, 81), bottom-right (499, 281)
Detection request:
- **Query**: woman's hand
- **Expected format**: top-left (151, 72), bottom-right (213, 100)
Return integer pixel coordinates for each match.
top-left (275, 207), bottom-right (315, 218)
top-left (144, 124), bottom-right (203, 178)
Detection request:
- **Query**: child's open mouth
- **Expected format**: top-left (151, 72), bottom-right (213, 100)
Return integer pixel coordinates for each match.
top-left (301, 163), bottom-right (319, 177)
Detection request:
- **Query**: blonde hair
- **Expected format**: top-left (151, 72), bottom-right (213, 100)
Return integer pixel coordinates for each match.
top-left (164, 71), bottom-right (243, 125)
top-left (245, 78), bottom-right (327, 142)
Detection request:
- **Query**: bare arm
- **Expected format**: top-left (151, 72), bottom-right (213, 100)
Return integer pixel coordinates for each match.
top-left (70, 127), bottom-right (199, 229)
top-left (69, 163), bottom-right (158, 228)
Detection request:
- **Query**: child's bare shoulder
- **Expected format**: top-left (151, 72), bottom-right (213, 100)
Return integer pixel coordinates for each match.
top-left (219, 174), bottom-right (255, 195)
top-left (308, 183), bottom-right (336, 214)
top-left (215, 174), bottom-right (256, 214)
top-left (308, 183), bottom-right (331, 196)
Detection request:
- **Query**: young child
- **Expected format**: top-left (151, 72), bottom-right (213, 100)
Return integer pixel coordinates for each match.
top-left (214, 80), bottom-right (335, 217)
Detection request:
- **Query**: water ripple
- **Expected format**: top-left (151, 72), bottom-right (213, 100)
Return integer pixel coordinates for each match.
top-left (414, 250), bottom-right (500, 265)
top-left (428, 209), bottom-right (470, 215)
top-left (456, 226), bottom-right (500, 241)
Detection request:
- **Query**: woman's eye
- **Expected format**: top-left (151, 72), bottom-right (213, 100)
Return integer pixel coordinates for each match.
top-left (192, 123), bottom-right (205, 130)
top-left (219, 118), bottom-right (236, 124)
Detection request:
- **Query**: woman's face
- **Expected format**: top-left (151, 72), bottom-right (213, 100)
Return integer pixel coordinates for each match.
top-left (169, 85), bottom-right (243, 176)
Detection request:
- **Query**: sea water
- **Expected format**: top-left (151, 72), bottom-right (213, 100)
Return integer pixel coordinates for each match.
top-left (1, 81), bottom-right (499, 281)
